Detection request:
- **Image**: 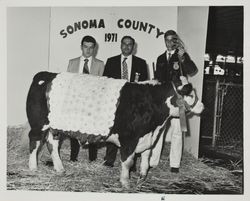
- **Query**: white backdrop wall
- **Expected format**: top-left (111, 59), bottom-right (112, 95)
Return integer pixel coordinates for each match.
top-left (49, 7), bottom-right (177, 77)
top-left (177, 6), bottom-right (209, 157)
top-left (7, 7), bottom-right (208, 157)
top-left (7, 7), bottom-right (50, 125)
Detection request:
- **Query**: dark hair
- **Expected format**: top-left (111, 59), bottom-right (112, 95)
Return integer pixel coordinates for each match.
top-left (121, 36), bottom-right (135, 45)
top-left (81, 35), bottom-right (96, 47)
top-left (164, 30), bottom-right (177, 39)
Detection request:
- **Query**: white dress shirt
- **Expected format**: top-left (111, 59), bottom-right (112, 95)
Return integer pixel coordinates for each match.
top-left (166, 50), bottom-right (175, 60)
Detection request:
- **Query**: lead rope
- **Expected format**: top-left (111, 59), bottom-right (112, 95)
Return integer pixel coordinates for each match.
top-left (178, 51), bottom-right (187, 159)
top-left (171, 82), bottom-right (188, 133)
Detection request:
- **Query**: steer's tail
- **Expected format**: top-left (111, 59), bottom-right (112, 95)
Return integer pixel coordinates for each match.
top-left (151, 116), bottom-right (171, 149)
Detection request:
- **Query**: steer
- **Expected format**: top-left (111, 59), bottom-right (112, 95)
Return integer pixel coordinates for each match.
top-left (26, 71), bottom-right (204, 188)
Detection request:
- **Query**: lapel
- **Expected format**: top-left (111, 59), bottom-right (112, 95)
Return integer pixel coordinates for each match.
top-left (90, 58), bottom-right (96, 74)
top-left (161, 51), bottom-right (167, 64)
top-left (130, 55), bottom-right (136, 82)
top-left (117, 55), bottom-right (122, 78)
top-left (71, 57), bottom-right (81, 73)
top-left (169, 49), bottom-right (178, 63)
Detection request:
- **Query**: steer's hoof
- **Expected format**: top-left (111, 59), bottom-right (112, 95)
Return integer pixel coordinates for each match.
top-left (55, 169), bottom-right (66, 175)
top-left (149, 164), bottom-right (157, 168)
top-left (120, 180), bottom-right (130, 190)
top-left (29, 160), bottom-right (38, 171)
top-left (136, 175), bottom-right (147, 190)
top-left (29, 163), bottom-right (38, 171)
top-left (137, 174), bottom-right (147, 183)
top-left (29, 167), bottom-right (37, 172)
top-left (54, 167), bottom-right (65, 174)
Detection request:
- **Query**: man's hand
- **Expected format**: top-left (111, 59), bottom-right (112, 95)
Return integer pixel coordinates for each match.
top-left (178, 47), bottom-right (185, 57)
top-left (177, 47), bottom-right (185, 62)
top-left (180, 76), bottom-right (188, 85)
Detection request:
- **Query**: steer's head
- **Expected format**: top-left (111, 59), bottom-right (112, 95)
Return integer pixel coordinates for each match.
top-left (166, 77), bottom-right (204, 117)
top-left (177, 84), bottom-right (204, 114)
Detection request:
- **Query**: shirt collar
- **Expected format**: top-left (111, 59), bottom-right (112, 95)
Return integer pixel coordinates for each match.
top-left (166, 50), bottom-right (175, 55)
top-left (80, 55), bottom-right (93, 64)
top-left (121, 54), bottom-right (132, 62)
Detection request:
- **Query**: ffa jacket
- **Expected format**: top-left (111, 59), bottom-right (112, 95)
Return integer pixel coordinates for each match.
top-left (155, 49), bottom-right (197, 85)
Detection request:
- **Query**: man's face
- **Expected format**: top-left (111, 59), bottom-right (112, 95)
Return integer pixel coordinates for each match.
top-left (121, 38), bottom-right (134, 56)
top-left (81, 41), bottom-right (95, 58)
top-left (165, 35), bottom-right (178, 51)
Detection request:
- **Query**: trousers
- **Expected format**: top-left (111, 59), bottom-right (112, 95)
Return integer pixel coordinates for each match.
top-left (150, 118), bottom-right (183, 168)
top-left (167, 118), bottom-right (183, 168)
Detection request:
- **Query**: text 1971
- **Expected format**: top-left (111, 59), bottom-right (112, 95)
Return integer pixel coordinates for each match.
top-left (105, 33), bottom-right (118, 42)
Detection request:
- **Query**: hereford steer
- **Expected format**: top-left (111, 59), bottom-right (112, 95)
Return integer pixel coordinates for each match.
top-left (26, 71), bottom-right (203, 189)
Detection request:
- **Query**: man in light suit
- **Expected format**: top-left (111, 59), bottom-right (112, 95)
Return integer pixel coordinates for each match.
top-left (103, 35), bottom-right (149, 167)
top-left (67, 35), bottom-right (104, 162)
top-left (68, 35), bottom-right (104, 75)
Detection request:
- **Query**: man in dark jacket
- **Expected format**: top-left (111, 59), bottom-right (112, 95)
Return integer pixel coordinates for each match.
top-left (103, 35), bottom-right (149, 167)
top-left (155, 30), bottom-right (198, 173)
top-left (155, 30), bottom-right (197, 85)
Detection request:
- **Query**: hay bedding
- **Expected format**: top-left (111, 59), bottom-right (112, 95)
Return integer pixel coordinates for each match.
top-left (7, 125), bottom-right (243, 194)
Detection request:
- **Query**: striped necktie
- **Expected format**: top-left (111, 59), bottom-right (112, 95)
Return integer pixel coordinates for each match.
top-left (122, 57), bottom-right (128, 80)
top-left (83, 58), bottom-right (89, 74)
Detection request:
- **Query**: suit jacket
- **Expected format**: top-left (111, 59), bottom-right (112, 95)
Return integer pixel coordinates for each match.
top-left (155, 49), bottom-right (197, 85)
top-left (67, 56), bottom-right (104, 76)
top-left (103, 55), bottom-right (148, 82)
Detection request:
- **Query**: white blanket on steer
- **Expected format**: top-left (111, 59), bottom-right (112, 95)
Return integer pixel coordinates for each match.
top-left (48, 72), bottom-right (127, 136)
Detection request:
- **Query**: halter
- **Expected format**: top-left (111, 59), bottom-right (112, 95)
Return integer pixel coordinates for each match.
top-left (171, 82), bottom-right (198, 112)
top-left (171, 81), bottom-right (199, 132)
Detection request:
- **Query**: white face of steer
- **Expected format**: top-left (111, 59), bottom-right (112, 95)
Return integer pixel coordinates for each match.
top-left (183, 90), bottom-right (204, 114)
top-left (166, 89), bottom-right (204, 117)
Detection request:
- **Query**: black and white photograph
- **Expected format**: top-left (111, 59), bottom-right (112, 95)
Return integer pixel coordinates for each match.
top-left (0, 0), bottom-right (248, 201)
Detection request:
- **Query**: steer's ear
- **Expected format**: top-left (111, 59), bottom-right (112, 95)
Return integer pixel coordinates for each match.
top-left (177, 83), bottom-right (193, 96)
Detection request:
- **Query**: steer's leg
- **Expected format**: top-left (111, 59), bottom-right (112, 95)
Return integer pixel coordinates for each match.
top-left (57, 134), bottom-right (65, 158)
top-left (138, 149), bottom-right (151, 182)
top-left (28, 129), bottom-right (46, 171)
top-left (120, 152), bottom-right (135, 189)
top-left (119, 135), bottom-right (139, 189)
top-left (46, 130), bottom-right (64, 172)
top-left (119, 133), bottom-right (139, 189)
top-left (29, 140), bottom-right (40, 170)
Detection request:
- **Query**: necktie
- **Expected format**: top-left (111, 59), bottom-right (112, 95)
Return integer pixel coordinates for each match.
top-left (168, 53), bottom-right (172, 62)
top-left (83, 58), bottom-right (89, 74)
top-left (122, 57), bottom-right (128, 80)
